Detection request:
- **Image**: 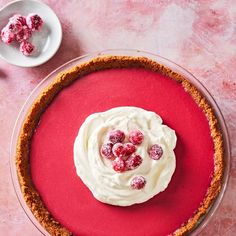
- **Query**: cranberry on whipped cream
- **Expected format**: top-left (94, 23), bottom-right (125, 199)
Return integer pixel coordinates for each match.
top-left (108, 129), bottom-right (125, 144)
top-left (124, 142), bottom-right (136, 155)
top-left (112, 143), bottom-right (127, 158)
top-left (125, 153), bottom-right (143, 171)
top-left (112, 158), bottom-right (126, 173)
top-left (149, 144), bottom-right (163, 160)
top-left (129, 130), bottom-right (144, 145)
top-left (74, 106), bottom-right (177, 206)
top-left (100, 143), bottom-right (114, 159)
top-left (131, 176), bottom-right (146, 190)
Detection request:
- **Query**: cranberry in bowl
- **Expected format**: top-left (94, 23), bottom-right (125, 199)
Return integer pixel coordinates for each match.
top-left (0, 0), bottom-right (62, 67)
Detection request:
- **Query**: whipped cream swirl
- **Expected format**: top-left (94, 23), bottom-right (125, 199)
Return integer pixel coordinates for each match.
top-left (74, 107), bottom-right (177, 206)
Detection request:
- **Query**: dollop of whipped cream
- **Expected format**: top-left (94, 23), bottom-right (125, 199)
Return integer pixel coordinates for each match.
top-left (74, 107), bottom-right (177, 206)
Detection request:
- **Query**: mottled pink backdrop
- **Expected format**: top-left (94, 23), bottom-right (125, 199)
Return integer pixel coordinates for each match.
top-left (0, 0), bottom-right (235, 235)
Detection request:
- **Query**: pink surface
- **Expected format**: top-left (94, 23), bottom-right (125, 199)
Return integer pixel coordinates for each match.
top-left (30, 68), bottom-right (214, 235)
top-left (0, 0), bottom-right (235, 235)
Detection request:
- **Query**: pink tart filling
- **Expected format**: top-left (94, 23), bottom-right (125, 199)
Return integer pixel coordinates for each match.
top-left (30, 67), bottom-right (215, 236)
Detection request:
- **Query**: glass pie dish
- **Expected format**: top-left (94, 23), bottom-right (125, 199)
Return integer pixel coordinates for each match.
top-left (10, 49), bottom-right (230, 236)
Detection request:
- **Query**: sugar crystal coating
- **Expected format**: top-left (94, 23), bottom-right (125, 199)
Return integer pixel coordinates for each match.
top-left (125, 153), bottom-right (143, 170)
top-left (124, 142), bottom-right (136, 155)
top-left (112, 143), bottom-right (126, 158)
top-left (100, 143), bottom-right (114, 159)
top-left (6, 21), bottom-right (22, 34)
top-left (129, 130), bottom-right (144, 145)
top-left (108, 129), bottom-right (125, 144)
top-left (0, 13), bottom-right (44, 56)
top-left (26, 13), bottom-right (44, 31)
top-left (112, 158), bottom-right (126, 172)
top-left (20, 41), bottom-right (34, 56)
top-left (149, 144), bottom-right (163, 160)
top-left (130, 176), bottom-right (146, 189)
top-left (9, 14), bottom-right (26, 26)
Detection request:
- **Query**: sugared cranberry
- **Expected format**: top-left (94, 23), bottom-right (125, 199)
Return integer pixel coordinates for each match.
top-left (108, 129), bottom-right (125, 144)
top-left (129, 130), bottom-right (144, 145)
top-left (19, 41), bottom-right (34, 56)
top-left (9, 14), bottom-right (26, 26)
top-left (149, 144), bottom-right (163, 160)
top-left (100, 143), bottom-right (114, 159)
top-left (1, 27), bottom-right (15, 44)
top-left (112, 143), bottom-right (126, 158)
top-left (26, 13), bottom-right (44, 31)
top-left (124, 142), bottom-right (136, 155)
top-left (6, 21), bottom-right (22, 34)
top-left (16, 26), bottom-right (32, 42)
top-left (112, 158), bottom-right (126, 172)
top-left (126, 153), bottom-right (143, 170)
top-left (130, 176), bottom-right (146, 189)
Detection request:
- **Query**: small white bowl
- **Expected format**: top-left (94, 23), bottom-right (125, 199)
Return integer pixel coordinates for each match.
top-left (0, 0), bottom-right (62, 67)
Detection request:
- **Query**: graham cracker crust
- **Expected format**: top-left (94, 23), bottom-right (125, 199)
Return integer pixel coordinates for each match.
top-left (15, 56), bottom-right (224, 236)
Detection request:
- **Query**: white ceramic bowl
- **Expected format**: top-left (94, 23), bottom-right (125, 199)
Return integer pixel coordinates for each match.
top-left (0, 0), bottom-right (62, 67)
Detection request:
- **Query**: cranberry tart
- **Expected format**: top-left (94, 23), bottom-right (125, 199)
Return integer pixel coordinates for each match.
top-left (15, 54), bottom-right (225, 236)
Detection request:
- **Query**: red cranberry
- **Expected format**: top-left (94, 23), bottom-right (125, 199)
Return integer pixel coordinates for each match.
top-left (130, 176), bottom-right (146, 189)
top-left (112, 143), bottom-right (126, 158)
top-left (108, 129), bottom-right (125, 144)
top-left (126, 153), bottom-right (143, 170)
top-left (149, 144), bottom-right (163, 160)
top-left (129, 130), bottom-right (144, 145)
top-left (112, 158), bottom-right (126, 172)
top-left (100, 143), bottom-right (114, 159)
top-left (16, 26), bottom-right (32, 42)
top-left (6, 22), bottom-right (22, 34)
top-left (124, 143), bottom-right (136, 155)
top-left (26, 13), bottom-right (44, 31)
top-left (9, 14), bottom-right (26, 26)
top-left (1, 27), bottom-right (15, 44)
top-left (19, 41), bottom-right (34, 56)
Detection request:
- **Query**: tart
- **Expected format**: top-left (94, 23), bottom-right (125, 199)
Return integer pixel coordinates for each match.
top-left (15, 55), bottom-right (224, 236)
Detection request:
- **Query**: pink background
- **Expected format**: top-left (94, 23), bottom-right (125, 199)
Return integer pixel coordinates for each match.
top-left (0, 0), bottom-right (235, 235)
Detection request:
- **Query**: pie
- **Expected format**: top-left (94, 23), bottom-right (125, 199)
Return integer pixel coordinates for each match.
top-left (15, 56), bottom-right (224, 236)
top-left (74, 106), bottom-right (177, 206)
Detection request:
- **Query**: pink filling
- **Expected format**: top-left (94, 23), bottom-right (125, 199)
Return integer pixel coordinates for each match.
top-left (30, 68), bottom-right (214, 236)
